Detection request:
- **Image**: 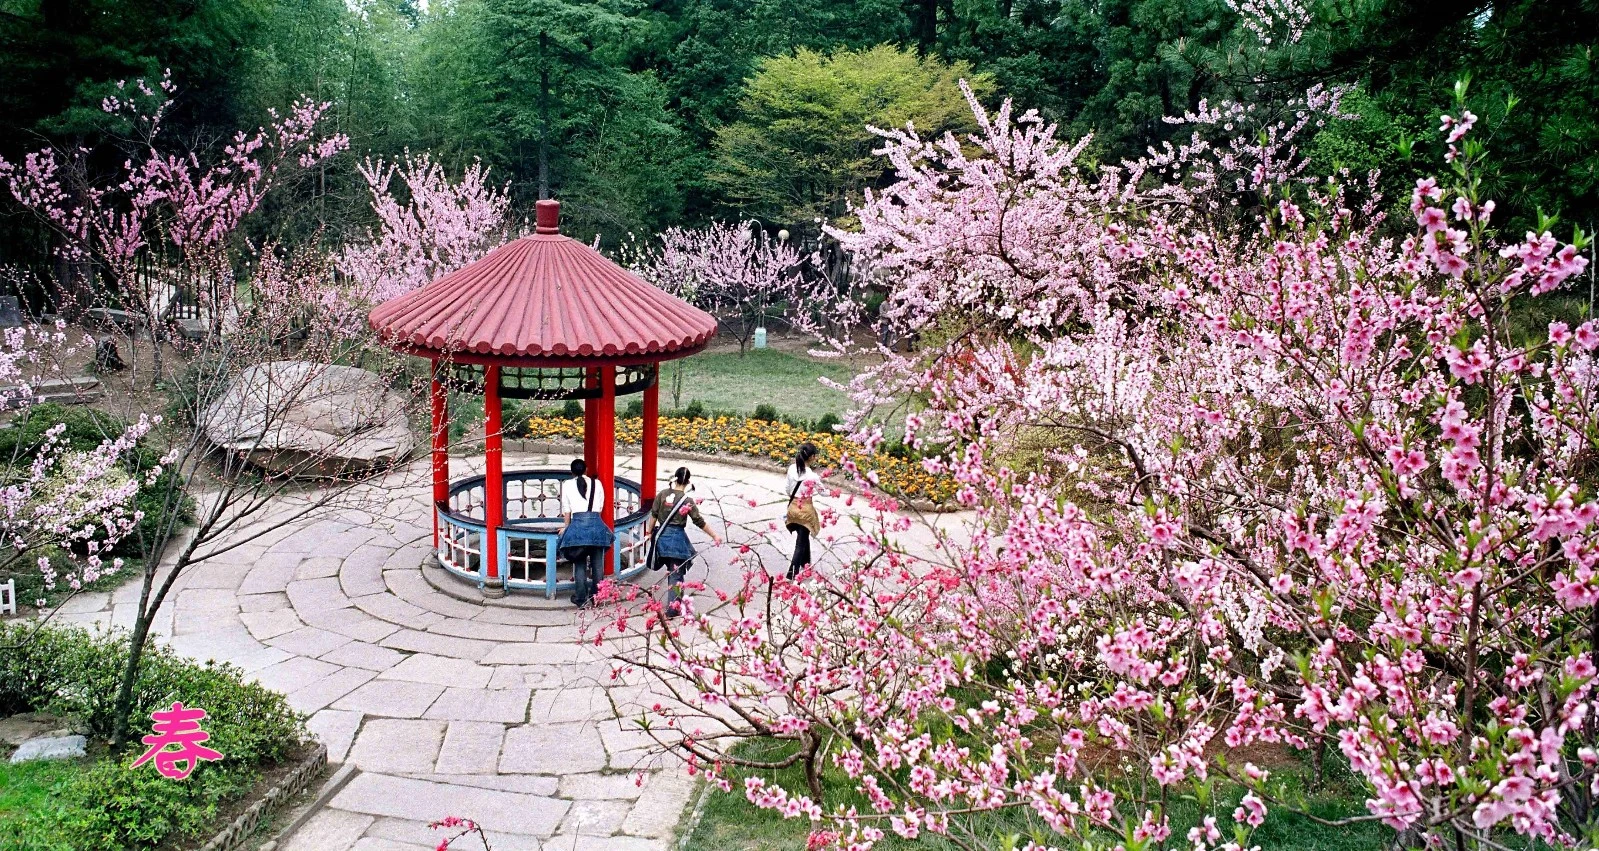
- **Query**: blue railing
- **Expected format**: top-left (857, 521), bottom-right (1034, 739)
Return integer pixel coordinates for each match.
top-left (435, 469), bottom-right (651, 598)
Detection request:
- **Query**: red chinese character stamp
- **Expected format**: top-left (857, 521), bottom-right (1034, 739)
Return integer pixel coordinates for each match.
top-left (131, 701), bottom-right (223, 780)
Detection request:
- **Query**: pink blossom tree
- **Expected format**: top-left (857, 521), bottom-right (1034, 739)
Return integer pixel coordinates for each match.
top-left (626, 220), bottom-right (861, 354)
top-left (0, 72), bottom-right (348, 382)
top-left (0, 322), bottom-right (157, 602)
top-left (603, 81), bottom-right (1599, 851)
top-left (335, 152), bottom-right (513, 317)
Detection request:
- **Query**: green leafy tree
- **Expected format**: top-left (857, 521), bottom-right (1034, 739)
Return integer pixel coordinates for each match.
top-left (708, 44), bottom-right (991, 233)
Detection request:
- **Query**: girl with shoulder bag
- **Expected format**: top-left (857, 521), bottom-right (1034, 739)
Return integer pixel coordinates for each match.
top-left (558, 459), bottom-right (613, 607)
top-left (784, 442), bottom-right (822, 579)
top-left (644, 467), bottom-right (721, 618)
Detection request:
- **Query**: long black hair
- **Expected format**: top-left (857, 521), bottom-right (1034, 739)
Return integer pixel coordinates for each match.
top-left (571, 459), bottom-right (588, 497)
top-left (794, 442), bottom-right (819, 474)
top-left (673, 466), bottom-right (691, 487)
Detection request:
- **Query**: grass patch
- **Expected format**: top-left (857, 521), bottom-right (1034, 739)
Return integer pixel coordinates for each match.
top-left (0, 757), bottom-right (83, 823)
top-left (659, 348), bottom-right (856, 424)
top-left (682, 739), bottom-right (1390, 851)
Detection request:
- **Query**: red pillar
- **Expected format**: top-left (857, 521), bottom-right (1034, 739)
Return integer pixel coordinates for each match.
top-left (582, 369), bottom-right (599, 473)
top-left (430, 362), bottom-right (449, 547)
top-left (483, 366), bottom-right (504, 589)
top-left (641, 375), bottom-right (659, 504)
top-left (594, 365), bottom-right (617, 575)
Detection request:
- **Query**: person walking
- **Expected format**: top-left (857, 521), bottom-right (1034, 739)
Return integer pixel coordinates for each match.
top-left (784, 442), bottom-right (822, 579)
top-left (645, 467), bottom-right (721, 618)
top-left (558, 459), bottom-right (612, 607)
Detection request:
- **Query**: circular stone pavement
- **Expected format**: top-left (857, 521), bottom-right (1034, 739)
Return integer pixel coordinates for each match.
top-left (49, 451), bottom-right (969, 851)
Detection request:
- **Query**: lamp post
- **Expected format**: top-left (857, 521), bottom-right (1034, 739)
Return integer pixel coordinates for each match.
top-left (753, 226), bottom-right (789, 350)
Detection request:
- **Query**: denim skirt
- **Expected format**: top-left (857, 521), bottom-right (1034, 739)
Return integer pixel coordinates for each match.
top-left (654, 525), bottom-right (695, 561)
top-left (558, 512), bottom-right (613, 557)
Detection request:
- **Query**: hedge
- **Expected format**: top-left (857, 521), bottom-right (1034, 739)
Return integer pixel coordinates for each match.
top-left (0, 622), bottom-right (306, 851)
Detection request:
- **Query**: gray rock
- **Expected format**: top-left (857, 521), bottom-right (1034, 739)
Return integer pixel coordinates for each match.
top-left (0, 715), bottom-right (50, 747)
top-left (0, 296), bottom-right (23, 328)
top-left (202, 361), bottom-right (416, 478)
top-left (10, 734), bottom-right (87, 763)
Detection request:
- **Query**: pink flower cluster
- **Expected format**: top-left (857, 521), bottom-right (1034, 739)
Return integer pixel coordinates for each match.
top-left (606, 88), bottom-right (1599, 851)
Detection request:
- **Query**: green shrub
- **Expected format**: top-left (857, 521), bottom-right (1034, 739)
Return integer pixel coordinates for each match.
top-left (0, 622), bottom-right (307, 851)
top-left (623, 398), bottom-right (644, 418)
top-left (0, 621), bottom-right (304, 756)
top-left (751, 403), bottom-right (779, 422)
top-left (561, 399), bottom-right (584, 419)
top-left (682, 400), bottom-right (707, 419)
top-left (814, 412), bottom-right (842, 433)
top-left (0, 403), bottom-right (193, 559)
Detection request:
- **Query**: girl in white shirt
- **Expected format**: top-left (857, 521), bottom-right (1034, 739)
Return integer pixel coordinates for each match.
top-left (558, 459), bottom-right (611, 606)
top-left (783, 442), bottom-right (822, 579)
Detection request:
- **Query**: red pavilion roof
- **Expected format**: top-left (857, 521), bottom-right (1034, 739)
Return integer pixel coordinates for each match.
top-left (369, 201), bottom-right (717, 362)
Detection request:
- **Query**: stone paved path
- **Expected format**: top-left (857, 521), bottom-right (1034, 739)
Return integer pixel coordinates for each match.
top-left (53, 451), bottom-right (969, 851)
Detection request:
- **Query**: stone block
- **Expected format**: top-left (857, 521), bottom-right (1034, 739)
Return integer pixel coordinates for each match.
top-left (9, 734), bottom-right (86, 763)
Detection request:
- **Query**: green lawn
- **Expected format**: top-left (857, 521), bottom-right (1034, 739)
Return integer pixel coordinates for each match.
top-left (0, 758), bottom-right (84, 823)
top-left (682, 739), bottom-right (1389, 851)
top-left (660, 348), bottom-right (856, 424)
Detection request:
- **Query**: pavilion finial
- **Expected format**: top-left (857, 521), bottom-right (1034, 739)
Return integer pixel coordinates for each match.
top-left (535, 199), bottom-right (560, 235)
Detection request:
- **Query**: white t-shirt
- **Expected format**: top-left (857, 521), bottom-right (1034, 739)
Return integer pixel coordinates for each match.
top-left (785, 464), bottom-right (820, 500)
top-left (561, 476), bottom-right (605, 515)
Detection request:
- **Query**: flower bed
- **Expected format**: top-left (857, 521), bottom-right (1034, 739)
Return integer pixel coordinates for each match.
top-left (521, 415), bottom-right (958, 504)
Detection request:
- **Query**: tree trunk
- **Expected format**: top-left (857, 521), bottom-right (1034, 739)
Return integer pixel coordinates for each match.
top-left (109, 566), bottom-right (160, 751)
top-left (538, 32), bottom-right (551, 201)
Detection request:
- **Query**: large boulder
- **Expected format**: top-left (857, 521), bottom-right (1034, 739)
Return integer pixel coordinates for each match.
top-left (203, 361), bottom-right (416, 477)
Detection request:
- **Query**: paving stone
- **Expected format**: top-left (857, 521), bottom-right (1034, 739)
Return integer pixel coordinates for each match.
top-left (483, 642), bottom-right (582, 665)
top-left (348, 719), bottom-right (446, 773)
top-left (378, 654), bottom-right (493, 689)
top-left (172, 610), bottom-right (249, 635)
top-left (333, 679), bottom-right (444, 718)
top-left (557, 773), bottom-right (647, 801)
top-left (52, 591), bottom-right (111, 615)
top-left (559, 799), bottom-right (632, 836)
top-left (269, 625), bottom-right (354, 658)
top-left (166, 626), bottom-right (263, 665)
top-left (307, 708), bottom-right (364, 763)
top-left (472, 607), bottom-right (575, 627)
top-left (352, 594), bottom-right (444, 629)
top-left (341, 551), bottom-right (390, 599)
top-left (423, 687), bottom-right (529, 723)
top-left (499, 723), bottom-right (607, 774)
top-left (402, 773), bottom-right (559, 795)
top-left (351, 838), bottom-right (432, 851)
top-left (280, 808), bottom-right (374, 851)
top-left (287, 667), bottom-right (379, 714)
top-left (296, 556), bottom-right (346, 579)
top-left (319, 641), bottom-right (409, 672)
top-left (380, 629), bottom-right (495, 661)
top-left (434, 721), bottom-right (504, 774)
top-left (175, 587), bottom-right (239, 613)
top-left (238, 556), bottom-right (299, 595)
top-left (426, 618), bottom-right (538, 642)
top-left (389, 570), bottom-right (488, 620)
top-left (252, 655), bottom-right (340, 694)
top-left (620, 771), bottom-right (697, 839)
top-left (487, 665), bottom-right (565, 690)
top-left (363, 818), bottom-right (443, 847)
top-left (181, 562), bottom-right (252, 590)
top-left (287, 577), bottom-right (353, 613)
top-left (240, 608), bottom-right (304, 640)
top-left (238, 592), bottom-right (291, 613)
top-left (330, 773), bottom-right (569, 837)
top-left (528, 687), bottom-right (614, 725)
top-left (301, 605), bottom-right (401, 643)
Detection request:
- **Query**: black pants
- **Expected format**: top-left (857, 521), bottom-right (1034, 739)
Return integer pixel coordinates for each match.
top-left (659, 557), bottom-right (689, 614)
top-left (787, 524), bottom-right (810, 579)
top-left (570, 546), bottom-right (603, 605)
